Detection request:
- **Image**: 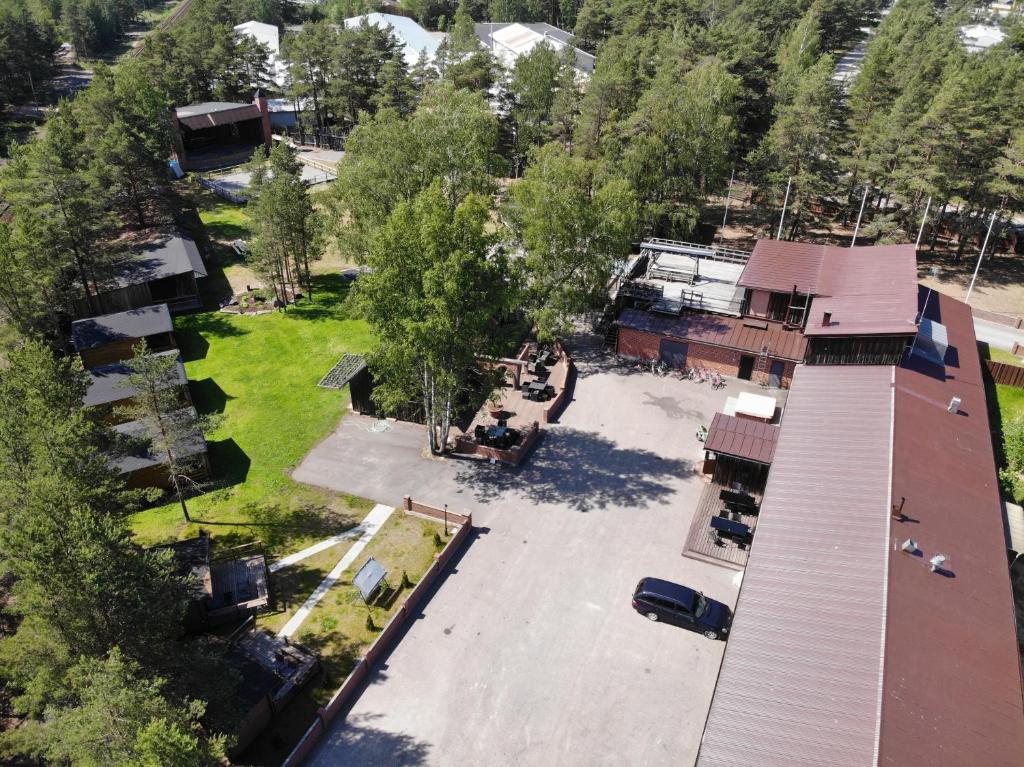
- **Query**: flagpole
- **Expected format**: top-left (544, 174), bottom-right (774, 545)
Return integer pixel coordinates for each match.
top-left (719, 167), bottom-right (736, 244)
top-left (915, 195), bottom-right (932, 249)
top-left (964, 210), bottom-right (998, 304)
top-left (776, 177), bottom-right (792, 240)
top-left (851, 186), bottom-right (869, 246)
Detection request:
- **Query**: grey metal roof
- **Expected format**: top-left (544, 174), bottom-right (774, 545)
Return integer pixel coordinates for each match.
top-left (103, 234), bottom-right (207, 290)
top-left (698, 364), bottom-right (895, 767)
top-left (175, 102), bottom-right (262, 130)
top-left (474, 22), bottom-right (595, 73)
top-left (175, 101), bottom-right (253, 118)
top-left (83, 351), bottom-right (187, 408)
top-left (112, 407), bottom-right (206, 474)
top-left (72, 304), bottom-right (173, 351)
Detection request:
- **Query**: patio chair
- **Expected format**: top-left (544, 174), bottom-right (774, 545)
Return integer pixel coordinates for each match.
top-left (474, 425), bottom-right (487, 444)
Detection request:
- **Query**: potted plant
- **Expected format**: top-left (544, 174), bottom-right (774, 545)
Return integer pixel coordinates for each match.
top-left (487, 390), bottom-right (503, 419)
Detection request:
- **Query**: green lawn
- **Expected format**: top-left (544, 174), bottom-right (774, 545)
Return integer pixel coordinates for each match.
top-left (240, 512), bottom-right (451, 766)
top-left (997, 384), bottom-right (1024, 426)
top-left (980, 341), bottom-right (1024, 367)
top-left (129, 273), bottom-right (377, 556)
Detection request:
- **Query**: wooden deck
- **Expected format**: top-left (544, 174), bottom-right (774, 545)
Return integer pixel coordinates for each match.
top-left (209, 554), bottom-right (270, 611)
top-left (682, 481), bottom-right (759, 570)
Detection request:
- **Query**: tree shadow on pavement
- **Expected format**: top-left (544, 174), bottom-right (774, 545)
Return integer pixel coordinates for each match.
top-left (309, 712), bottom-right (431, 766)
top-left (453, 428), bottom-right (692, 512)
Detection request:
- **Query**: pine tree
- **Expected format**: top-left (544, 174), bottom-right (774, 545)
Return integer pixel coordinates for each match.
top-left (118, 341), bottom-right (204, 522)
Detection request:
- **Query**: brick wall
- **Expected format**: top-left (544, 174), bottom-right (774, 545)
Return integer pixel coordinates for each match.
top-left (281, 508), bottom-right (474, 767)
top-left (453, 421), bottom-right (540, 465)
top-left (617, 327), bottom-right (795, 389)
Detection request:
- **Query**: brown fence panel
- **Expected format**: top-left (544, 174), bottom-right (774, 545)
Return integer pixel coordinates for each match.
top-left (988, 360), bottom-right (1024, 388)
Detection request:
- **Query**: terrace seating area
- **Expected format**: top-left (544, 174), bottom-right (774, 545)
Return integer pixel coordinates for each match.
top-left (683, 481), bottom-right (762, 570)
top-left (454, 342), bottom-right (573, 465)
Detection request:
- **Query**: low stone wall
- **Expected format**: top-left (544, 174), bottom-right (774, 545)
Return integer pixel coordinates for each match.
top-left (453, 421), bottom-right (540, 466)
top-left (402, 496), bottom-right (471, 526)
top-left (281, 501), bottom-right (474, 767)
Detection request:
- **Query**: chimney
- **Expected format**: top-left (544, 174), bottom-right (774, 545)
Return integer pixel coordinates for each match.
top-left (822, 311), bottom-right (832, 327)
top-left (254, 89), bottom-right (273, 149)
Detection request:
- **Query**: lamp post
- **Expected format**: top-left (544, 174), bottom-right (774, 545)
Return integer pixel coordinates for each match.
top-left (915, 196), bottom-right (932, 249)
top-left (444, 503), bottom-right (449, 536)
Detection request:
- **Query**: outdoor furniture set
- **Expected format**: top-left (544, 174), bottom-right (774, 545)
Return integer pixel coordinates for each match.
top-left (709, 489), bottom-right (760, 549)
top-left (475, 422), bottom-right (521, 450)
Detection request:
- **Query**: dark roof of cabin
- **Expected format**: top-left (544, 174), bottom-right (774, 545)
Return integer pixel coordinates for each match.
top-left (71, 304), bottom-right (173, 351)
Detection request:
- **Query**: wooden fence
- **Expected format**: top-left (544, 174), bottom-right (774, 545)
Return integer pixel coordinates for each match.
top-left (988, 360), bottom-right (1024, 388)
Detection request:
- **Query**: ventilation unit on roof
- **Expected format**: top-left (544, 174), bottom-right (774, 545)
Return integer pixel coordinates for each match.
top-left (929, 554), bottom-right (947, 572)
top-left (948, 396), bottom-right (962, 414)
top-left (912, 318), bottom-right (948, 366)
top-left (901, 539), bottom-right (918, 555)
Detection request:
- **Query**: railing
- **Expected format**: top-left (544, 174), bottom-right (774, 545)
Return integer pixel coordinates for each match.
top-left (641, 237), bottom-right (751, 264)
top-left (196, 175), bottom-right (248, 203)
top-left (652, 289), bottom-right (746, 317)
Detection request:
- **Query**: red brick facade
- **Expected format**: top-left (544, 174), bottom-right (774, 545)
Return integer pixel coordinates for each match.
top-left (617, 327), bottom-right (795, 389)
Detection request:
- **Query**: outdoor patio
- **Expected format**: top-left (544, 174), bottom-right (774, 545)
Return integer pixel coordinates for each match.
top-left (453, 344), bottom-right (572, 464)
top-left (683, 481), bottom-right (761, 570)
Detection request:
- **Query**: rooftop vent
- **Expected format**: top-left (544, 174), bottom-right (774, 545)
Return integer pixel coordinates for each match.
top-left (822, 311), bottom-right (832, 327)
top-left (929, 554), bottom-right (947, 572)
top-left (948, 396), bottom-right (962, 414)
top-left (901, 539), bottom-right (918, 555)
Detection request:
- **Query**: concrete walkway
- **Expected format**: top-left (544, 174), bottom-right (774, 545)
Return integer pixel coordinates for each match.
top-left (277, 503), bottom-right (394, 638)
top-left (270, 524), bottom-right (370, 574)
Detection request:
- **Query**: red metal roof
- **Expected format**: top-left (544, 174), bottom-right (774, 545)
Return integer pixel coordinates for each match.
top-left (880, 288), bottom-right (1024, 765)
top-left (739, 241), bottom-right (919, 338)
top-left (738, 240), bottom-right (826, 294)
top-left (698, 364), bottom-right (896, 767)
top-left (704, 413), bottom-right (779, 464)
top-left (617, 309), bottom-right (807, 361)
top-left (805, 245), bottom-right (919, 337)
top-left (699, 287), bottom-right (1024, 767)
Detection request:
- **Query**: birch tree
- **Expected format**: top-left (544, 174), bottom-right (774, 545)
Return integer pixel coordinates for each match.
top-left (356, 183), bottom-right (510, 454)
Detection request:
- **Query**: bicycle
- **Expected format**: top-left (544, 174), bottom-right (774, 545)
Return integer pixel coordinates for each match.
top-left (711, 371), bottom-right (726, 389)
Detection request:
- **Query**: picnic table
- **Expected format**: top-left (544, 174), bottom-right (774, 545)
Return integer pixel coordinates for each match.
top-left (710, 515), bottom-right (753, 543)
top-left (719, 489), bottom-right (758, 511)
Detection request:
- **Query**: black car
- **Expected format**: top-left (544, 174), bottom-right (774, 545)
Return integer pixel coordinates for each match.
top-left (632, 577), bottom-right (732, 640)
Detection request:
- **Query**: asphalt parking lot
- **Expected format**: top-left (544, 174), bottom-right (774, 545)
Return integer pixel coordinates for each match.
top-left (300, 344), bottom-right (774, 766)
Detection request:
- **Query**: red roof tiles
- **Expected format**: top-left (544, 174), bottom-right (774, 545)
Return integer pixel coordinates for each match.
top-left (699, 287), bottom-right (1024, 767)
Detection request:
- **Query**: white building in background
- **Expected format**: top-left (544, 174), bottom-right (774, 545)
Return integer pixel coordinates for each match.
top-left (343, 13), bottom-right (443, 68)
top-left (474, 22), bottom-right (595, 77)
top-left (234, 20), bottom-right (289, 86)
top-left (959, 23), bottom-right (1006, 51)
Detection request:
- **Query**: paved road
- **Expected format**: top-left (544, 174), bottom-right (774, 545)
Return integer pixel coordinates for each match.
top-left (299, 348), bottom-right (776, 767)
top-left (975, 317), bottom-right (1024, 352)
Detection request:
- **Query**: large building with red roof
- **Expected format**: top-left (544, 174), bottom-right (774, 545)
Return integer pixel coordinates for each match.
top-left (613, 239), bottom-right (921, 385)
top-left (687, 239), bottom-right (1024, 764)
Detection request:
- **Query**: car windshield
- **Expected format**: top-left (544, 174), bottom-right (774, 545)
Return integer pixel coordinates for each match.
top-left (694, 594), bottom-right (709, 618)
